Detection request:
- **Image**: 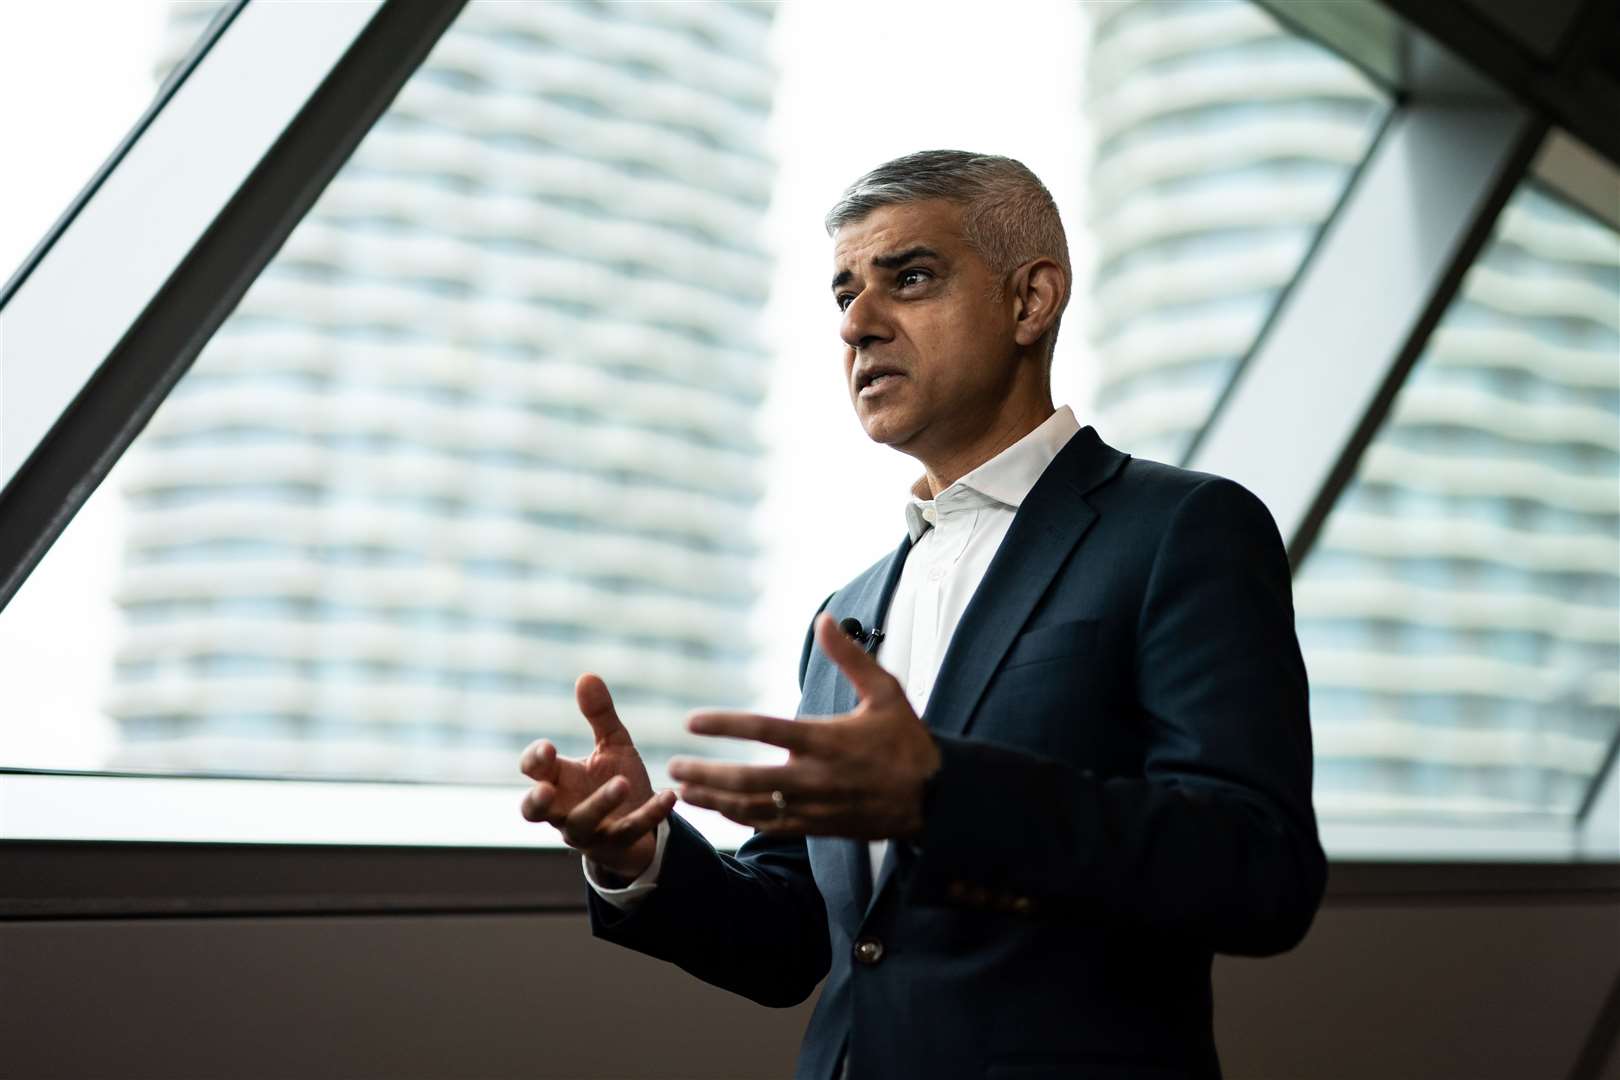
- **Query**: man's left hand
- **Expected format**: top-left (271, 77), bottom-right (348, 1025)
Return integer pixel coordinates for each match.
top-left (668, 612), bottom-right (942, 839)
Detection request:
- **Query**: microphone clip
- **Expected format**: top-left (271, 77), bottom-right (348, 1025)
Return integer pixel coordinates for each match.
top-left (838, 616), bottom-right (886, 656)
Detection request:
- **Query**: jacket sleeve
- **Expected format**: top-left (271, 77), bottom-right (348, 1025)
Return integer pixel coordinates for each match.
top-left (587, 813), bottom-right (830, 1007)
top-left (586, 594), bottom-right (838, 1006)
top-left (906, 476), bottom-right (1326, 956)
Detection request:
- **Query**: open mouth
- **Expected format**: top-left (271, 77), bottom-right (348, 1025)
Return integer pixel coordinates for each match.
top-left (856, 369), bottom-right (904, 395)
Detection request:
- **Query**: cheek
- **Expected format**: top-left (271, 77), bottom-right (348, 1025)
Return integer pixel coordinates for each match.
top-left (955, 306), bottom-right (1001, 348)
top-left (949, 315), bottom-right (1014, 386)
top-left (913, 327), bottom-right (977, 393)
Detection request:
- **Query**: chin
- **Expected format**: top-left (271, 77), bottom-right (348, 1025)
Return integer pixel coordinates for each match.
top-left (859, 411), bottom-right (922, 450)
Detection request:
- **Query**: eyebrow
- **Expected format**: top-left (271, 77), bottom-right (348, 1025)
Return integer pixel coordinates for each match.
top-left (830, 246), bottom-right (941, 292)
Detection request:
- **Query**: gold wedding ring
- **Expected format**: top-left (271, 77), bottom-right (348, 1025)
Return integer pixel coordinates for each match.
top-left (770, 789), bottom-right (789, 820)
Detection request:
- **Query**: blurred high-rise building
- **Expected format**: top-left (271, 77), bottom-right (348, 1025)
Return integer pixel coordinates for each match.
top-left (1086, 0), bottom-right (1619, 827)
top-left (107, 1), bottom-right (779, 780)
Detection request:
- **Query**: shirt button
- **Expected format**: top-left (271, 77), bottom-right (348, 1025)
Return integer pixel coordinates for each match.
top-left (853, 937), bottom-right (885, 966)
top-left (921, 506), bottom-right (937, 524)
top-left (927, 565), bottom-right (945, 582)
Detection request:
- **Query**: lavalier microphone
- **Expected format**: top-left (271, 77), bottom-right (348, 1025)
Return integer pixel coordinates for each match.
top-left (839, 616), bottom-right (886, 656)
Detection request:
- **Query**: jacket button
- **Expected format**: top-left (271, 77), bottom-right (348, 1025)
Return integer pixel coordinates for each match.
top-left (853, 937), bottom-right (885, 966)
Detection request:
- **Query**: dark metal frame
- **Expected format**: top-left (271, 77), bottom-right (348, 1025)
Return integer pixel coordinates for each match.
top-left (0, 839), bottom-right (587, 920)
top-left (1380, 0), bottom-right (1620, 164)
top-left (4, 840), bottom-right (1615, 922)
top-left (1258, 0), bottom-right (1620, 164)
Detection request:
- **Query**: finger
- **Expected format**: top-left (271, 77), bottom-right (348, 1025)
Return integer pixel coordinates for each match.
top-left (667, 757), bottom-right (801, 794)
top-left (518, 739), bottom-right (556, 782)
top-left (576, 673), bottom-right (628, 746)
top-left (601, 789), bottom-right (677, 842)
top-left (686, 710), bottom-right (818, 753)
top-left (519, 780), bottom-right (556, 823)
top-left (678, 784), bottom-right (784, 827)
top-left (561, 776), bottom-right (633, 845)
top-left (815, 612), bottom-right (900, 704)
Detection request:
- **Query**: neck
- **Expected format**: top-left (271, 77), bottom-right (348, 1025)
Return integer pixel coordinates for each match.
top-left (917, 392), bottom-right (1055, 498)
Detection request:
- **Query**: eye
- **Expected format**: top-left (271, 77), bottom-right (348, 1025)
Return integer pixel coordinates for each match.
top-left (836, 292), bottom-right (855, 312)
top-left (897, 268), bottom-right (930, 289)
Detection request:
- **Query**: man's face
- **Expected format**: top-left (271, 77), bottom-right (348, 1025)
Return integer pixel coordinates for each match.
top-left (830, 199), bottom-right (1018, 455)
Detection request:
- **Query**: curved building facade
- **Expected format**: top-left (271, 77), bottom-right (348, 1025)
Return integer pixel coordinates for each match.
top-left (1085, 0), bottom-right (1619, 828)
top-left (108, 1), bottom-right (778, 781)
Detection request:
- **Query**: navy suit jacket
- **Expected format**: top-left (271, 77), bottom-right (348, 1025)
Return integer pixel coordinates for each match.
top-left (588, 426), bottom-right (1325, 1080)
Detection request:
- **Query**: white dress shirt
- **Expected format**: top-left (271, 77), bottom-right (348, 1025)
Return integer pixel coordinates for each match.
top-left (587, 406), bottom-right (1081, 907)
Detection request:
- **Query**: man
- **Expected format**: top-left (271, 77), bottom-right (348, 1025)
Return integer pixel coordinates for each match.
top-left (519, 150), bottom-right (1324, 1080)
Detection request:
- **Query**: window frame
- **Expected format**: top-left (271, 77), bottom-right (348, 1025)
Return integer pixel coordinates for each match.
top-left (0, 840), bottom-right (1614, 921)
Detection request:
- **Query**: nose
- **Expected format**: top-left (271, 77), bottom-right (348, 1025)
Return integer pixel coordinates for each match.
top-left (839, 289), bottom-right (891, 352)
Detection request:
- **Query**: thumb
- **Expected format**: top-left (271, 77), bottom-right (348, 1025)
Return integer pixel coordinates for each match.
top-left (576, 673), bottom-right (630, 745)
top-left (814, 612), bottom-right (898, 706)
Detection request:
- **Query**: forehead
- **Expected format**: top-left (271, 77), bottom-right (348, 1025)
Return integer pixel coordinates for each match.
top-left (831, 200), bottom-right (964, 268)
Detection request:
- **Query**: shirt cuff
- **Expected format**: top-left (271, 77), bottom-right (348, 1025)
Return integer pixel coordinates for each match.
top-left (583, 817), bottom-right (670, 910)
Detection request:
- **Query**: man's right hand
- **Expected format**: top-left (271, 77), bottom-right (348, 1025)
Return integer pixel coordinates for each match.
top-left (519, 673), bottom-right (677, 882)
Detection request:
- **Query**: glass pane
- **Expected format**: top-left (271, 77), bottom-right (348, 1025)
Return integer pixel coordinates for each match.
top-left (1084, 0), bottom-right (1387, 465)
top-left (1298, 182), bottom-right (1620, 840)
top-left (0, 2), bottom-right (218, 284)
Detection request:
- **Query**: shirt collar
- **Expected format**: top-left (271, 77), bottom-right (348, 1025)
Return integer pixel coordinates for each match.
top-left (903, 405), bottom-right (1081, 541)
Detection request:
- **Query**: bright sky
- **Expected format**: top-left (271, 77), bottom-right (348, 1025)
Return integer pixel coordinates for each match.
top-left (0, 1), bottom-right (1097, 767)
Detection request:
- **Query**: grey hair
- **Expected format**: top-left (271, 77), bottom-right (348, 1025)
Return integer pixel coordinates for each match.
top-left (823, 149), bottom-right (1071, 288)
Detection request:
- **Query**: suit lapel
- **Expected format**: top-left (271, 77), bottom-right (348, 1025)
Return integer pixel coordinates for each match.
top-left (813, 533), bottom-right (910, 931)
top-left (807, 834), bottom-right (870, 927)
top-left (829, 532), bottom-right (912, 717)
top-left (921, 426), bottom-right (1127, 740)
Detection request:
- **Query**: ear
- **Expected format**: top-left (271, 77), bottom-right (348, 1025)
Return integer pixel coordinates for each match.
top-left (1008, 257), bottom-right (1068, 349)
